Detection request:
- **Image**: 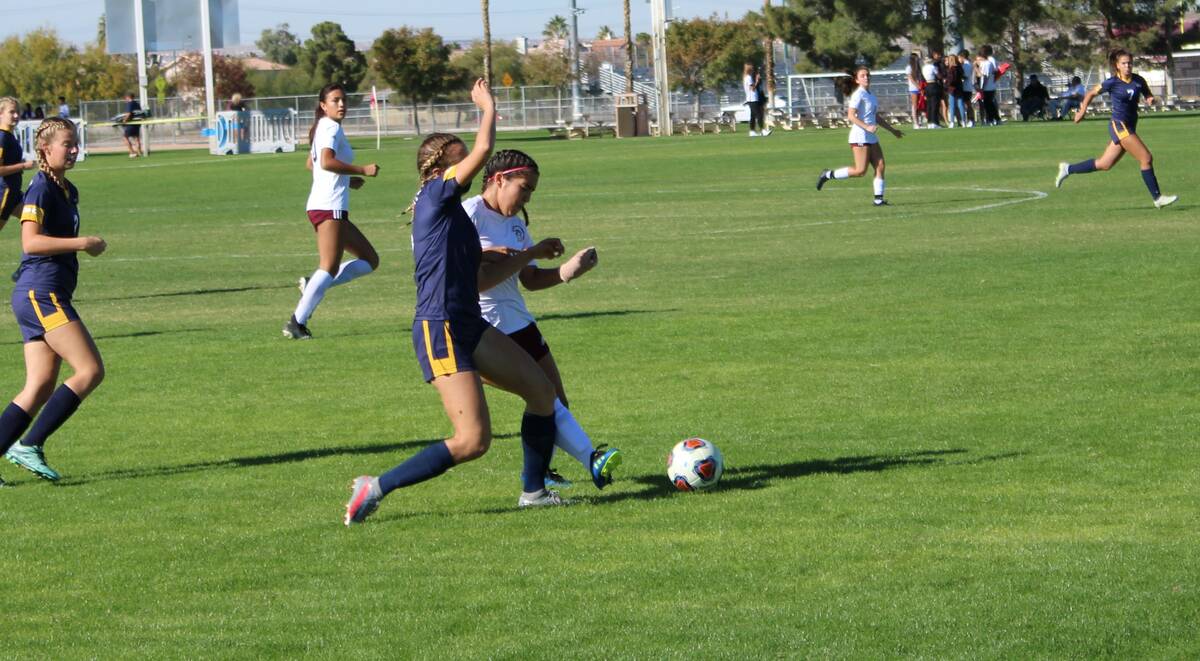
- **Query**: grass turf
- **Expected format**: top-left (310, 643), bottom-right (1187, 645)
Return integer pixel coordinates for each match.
top-left (1, 114), bottom-right (1197, 658)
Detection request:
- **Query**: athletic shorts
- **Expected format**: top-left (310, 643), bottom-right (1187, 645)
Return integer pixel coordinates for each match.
top-left (412, 317), bottom-right (489, 382)
top-left (1109, 119), bottom-right (1137, 145)
top-left (12, 285), bottom-right (80, 342)
top-left (307, 209), bottom-right (348, 231)
top-left (123, 124), bottom-right (140, 139)
top-left (507, 322), bottom-right (550, 362)
top-left (0, 186), bottom-right (20, 221)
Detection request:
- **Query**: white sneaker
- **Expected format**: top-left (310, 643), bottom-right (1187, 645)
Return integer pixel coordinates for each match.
top-left (967, 121), bottom-right (975, 128)
top-left (762, 128), bottom-right (773, 137)
top-left (518, 489), bottom-right (568, 508)
top-left (1055, 162), bottom-right (1070, 189)
top-left (912, 123), bottom-right (920, 130)
top-left (748, 130), bottom-right (759, 137)
top-left (1153, 194), bottom-right (1178, 209)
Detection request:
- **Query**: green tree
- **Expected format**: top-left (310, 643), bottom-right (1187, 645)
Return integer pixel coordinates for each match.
top-left (300, 22), bottom-right (367, 92)
top-left (544, 15), bottom-right (569, 41)
top-left (597, 26), bottom-right (615, 40)
top-left (666, 17), bottom-right (761, 111)
top-left (456, 41), bottom-right (524, 87)
top-left (764, 0), bottom-right (914, 72)
top-left (257, 23), bottom-right (302, 66)
top-left (176, 54), bottom-right (256, 99)
top-left (523, 49), bottom-right (571, 88)
top-left (371, 27), bottom-right (464, 134)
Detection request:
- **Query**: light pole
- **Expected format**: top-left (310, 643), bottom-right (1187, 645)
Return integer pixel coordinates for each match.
top-left (569, 0), bottom-right (584, 120)
top-left (650, 0), bottom-right (671, 135)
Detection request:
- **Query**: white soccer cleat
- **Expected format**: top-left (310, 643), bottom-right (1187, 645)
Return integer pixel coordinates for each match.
top-left (762, 128), bottom-right (773, 137)
top-left (517, 489), bottom-right (568, 508)
top-left (1153, 194), bottom-right (1178, 209)
top-left (747, 130), bottom-right (759, 137)
top-left (1055, 162), bottom-right (1070, 189)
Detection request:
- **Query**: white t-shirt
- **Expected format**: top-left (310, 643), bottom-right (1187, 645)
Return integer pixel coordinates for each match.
top-left (961, 61), bottom-right (975, 92)
top-left (977, 59), bottom-right (997, 92)
top-left (905, 64), bottom-right (920, 92)
top-left (743, 74), bottom-right (759, 103)
top-left (463, 195), bottom-right (538, 334)
top-left (58, 103), bottom-right (70, 118)
top-left (847, 87), bottom-right (879, 145)
top-left (306, 117), bottom-right (353, 211)
top-left (922, 62), bottom-right (939, 83)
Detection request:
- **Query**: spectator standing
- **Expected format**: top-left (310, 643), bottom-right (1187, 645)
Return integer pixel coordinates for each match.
top-left (57, 97), bottom-right (70, 119)
top-left (922, 50), bottom-right (944, 128)
top-left (960, 50), bottom-right (976, 127)
top-left (905, 52), bottom-right (923, 129)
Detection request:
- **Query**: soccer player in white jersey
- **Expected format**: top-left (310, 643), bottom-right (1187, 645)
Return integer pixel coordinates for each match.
top-left (463, 149), bottom-right (622, 491)
top-left (283, 83), bottom-right (380, 339)
top-left (815, 67), bottom-right (904, 206)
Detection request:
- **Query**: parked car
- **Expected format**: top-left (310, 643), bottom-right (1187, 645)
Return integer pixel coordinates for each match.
top-left (720, 95), bottom-right (790, 123)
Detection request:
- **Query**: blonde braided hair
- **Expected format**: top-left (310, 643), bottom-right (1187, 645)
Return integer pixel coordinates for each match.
top-left (34, 117), bottom-right (77, 193)
top-left (404, 132), bottom-right (465, 215)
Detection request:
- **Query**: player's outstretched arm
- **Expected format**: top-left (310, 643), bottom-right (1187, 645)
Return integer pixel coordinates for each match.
top-left (478, 238), bottom-right (563, 292)
top-left (455, 79), bottom-right (497, 188)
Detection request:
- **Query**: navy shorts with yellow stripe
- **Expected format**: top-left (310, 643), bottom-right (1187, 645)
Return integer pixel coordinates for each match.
top-left (1109, 119), bottom-right (1137, 145)
top-left (11, 286), bottom-right (80, 342)
top-left (412, 317), bottom-right (489, 382)
top-left (0, 186), bottom-right (20, 221)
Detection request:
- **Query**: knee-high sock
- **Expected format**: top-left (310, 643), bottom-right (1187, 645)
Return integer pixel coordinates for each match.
top-left (1140, 167), bottom-right (1161, 199)
top-left (20, 384), bottom-right (81, 448)
top-left (1067, 159), bottom-right (1096, 175)
top-left (293, 269), bottom-right (334, 325)
top-left (873, 177), bottom-right (885, 197)
top-left (0, 402), bottom-right (32, 455)
top-left (332, 259), bottom-right (373, 287)
top-left (833, 167), bottom-right (851, 180)
top-left (520, 412), bottom-right (556, 494)
top-left (378, 441), bottom-right (454, 496)
top-left (553, 399), bottom-right (594, 467)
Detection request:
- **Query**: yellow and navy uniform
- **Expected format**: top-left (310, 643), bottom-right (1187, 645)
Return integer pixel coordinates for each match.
top-left (11, 172), bottom-right (82, 342)
top-left (1101, 74), bottom-right (1150, 144)
top-left (0, 127), bottom-right (24, 220)
top-left (410, 166), bottom-right (489, 382)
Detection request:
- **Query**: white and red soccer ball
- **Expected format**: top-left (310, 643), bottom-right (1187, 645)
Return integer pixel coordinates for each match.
top-left (667, 437), bottom-right (724, 491)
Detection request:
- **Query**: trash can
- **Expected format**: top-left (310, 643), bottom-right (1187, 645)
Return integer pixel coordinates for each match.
top-left (615, 93), bottom-right (649, 138)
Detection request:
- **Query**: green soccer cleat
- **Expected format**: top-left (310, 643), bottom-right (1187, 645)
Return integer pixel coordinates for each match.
top-left (5, 443), bottom-right (61, 481)
top-left (589, 445), bottom-right (622, 490)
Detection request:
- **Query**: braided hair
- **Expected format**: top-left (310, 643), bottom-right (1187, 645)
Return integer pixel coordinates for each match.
top-left (34, 117), bottom-right (77, 192)
top-left (482, 149), bottom-right (539, 225)
top-left (405, 132), bottom-right (466, 215)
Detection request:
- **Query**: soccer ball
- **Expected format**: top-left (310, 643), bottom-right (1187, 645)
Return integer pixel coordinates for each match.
top-left (667, 437), bottom-right (723, 491)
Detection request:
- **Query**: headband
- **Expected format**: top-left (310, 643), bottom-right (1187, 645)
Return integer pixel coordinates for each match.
top-left (492, 166), bottom-right (534, 179)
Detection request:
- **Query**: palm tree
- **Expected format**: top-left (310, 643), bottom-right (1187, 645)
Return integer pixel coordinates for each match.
top-left (543, 15), bottom-right (569, 41)
top-left (623, 0), bottom-right (633, 92)
top-left (481, 0), bottom-right (493, 85)
top-left (763, 0), bottom-right (775, 103)
top-left (597, 25), bottom-right (615, 40)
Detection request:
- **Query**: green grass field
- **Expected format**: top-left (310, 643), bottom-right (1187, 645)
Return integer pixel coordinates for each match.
top-left (2, 115), bottom-right (1198, 658)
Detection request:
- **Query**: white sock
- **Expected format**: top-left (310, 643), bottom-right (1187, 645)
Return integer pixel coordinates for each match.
top-left (332, 259), bottom-right (373, 287)
top-left (293, 269), bottom-right (334, 324)
top-left (874, 178), bottom-right (885, 196)
top-left (553, 398), bottom-right (594, 467)
top-left (833, 167), bottom-right (851, 180)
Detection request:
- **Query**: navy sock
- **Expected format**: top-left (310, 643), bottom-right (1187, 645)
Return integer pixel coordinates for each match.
top-left (378, 440), bottom-right (454, 496)
top-left (0, 402), bottom-right (33, 455)
top-left (20, 384), bottom-right (81, 448)
top-left (1067, 159), bottom-right (1097, 175)
top-left (1140, 167), bottom-right (1161, 199)
top-left (520, 412), bottom-right (556, 493)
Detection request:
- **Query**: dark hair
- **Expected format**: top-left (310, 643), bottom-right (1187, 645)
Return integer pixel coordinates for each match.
top-left (908, 52), bottom-right (921, 72)
top-left (483, 149), bottom-right (539, 224)
top-left (980, 44), bottom-right (993, 57)
top-left (308, 82), bottom-right (345, 145)
top-left (959, 49), bottom-right (970, 58)
top-left (836, 67), bottom-right (869, 97)
top-left (1071, 75), bottom-right (1082, 85)
top-left (1108, 49), bottom-right (1132, 70)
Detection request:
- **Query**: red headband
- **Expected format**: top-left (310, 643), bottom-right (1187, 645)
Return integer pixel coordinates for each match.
top-left (492, 166), bottom-right (533, 179)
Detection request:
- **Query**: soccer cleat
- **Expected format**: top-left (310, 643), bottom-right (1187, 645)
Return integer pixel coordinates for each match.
top-left (297, 276), bottom-right (307, 294)
top-left (816, 170), bottom-right (831, 191)
top-left (5, 443), bottom-right (60, 481)
top-left (762, 128), bottom-right (773, 137)
top-left (545, 467), bottom-right (573, 489)
top-left (1153, 194), bottom-right (1178, 209)
top-left (344, 475), bottom-right (382, 525)
top-left (517, 488), bottom-right (567, 508)
top-left (873, 199), bottom-right (889, 206)
top-left (1055, 162), bottom-right (1070, 189)
top-left (589, 445), bottom-right (622, 490)
top-left (282, 315), bottom-right (312, 340)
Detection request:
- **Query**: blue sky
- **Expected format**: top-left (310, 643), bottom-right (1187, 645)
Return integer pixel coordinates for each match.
top-left (11, 0), bottom-right (770, 47)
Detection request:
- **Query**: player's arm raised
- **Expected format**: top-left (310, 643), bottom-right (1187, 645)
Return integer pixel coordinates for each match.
top-left (455, 78), bottom-right (496, 188)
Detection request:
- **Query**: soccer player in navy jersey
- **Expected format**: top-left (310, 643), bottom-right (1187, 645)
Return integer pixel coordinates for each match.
top-left (0, 118), bottom-right (106, 484)
top-left (1055, 50), bottom-right (1177, 209)
top-left (0, 97), bottom-right (37, 231)
top-left (344, 79), bottom-right (566, 525)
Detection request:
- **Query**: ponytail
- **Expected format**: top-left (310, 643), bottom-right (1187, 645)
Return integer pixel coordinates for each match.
top-left (308, 82), bottom-right (345, 145)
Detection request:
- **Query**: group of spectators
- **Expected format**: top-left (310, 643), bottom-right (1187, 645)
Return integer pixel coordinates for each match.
top-left (17, 97), bottom-right (71, 122)
top-left (904, 46), bottom-right (1087, 128)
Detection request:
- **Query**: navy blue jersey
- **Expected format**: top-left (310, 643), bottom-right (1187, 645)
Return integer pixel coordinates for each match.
top-left (411, 166), bottom-right (481, 322)
top-left (1100, 74), bottom-right (1151, 125)
top-left (0, 127), bottom-right (23, 201)
top-left (16, 172), bottom-right (81, 295)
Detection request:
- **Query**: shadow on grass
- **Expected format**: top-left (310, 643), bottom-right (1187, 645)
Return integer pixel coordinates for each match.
top-left (57, 433), bottom-right (517, 486)
top-left (0, 328), bottom-right (209, 346)
top-left (538, 308), bottom-right (676, 322)
top-left (488, 448), bottom-right (1024, 509)
top-left (87, 284), bottom-right (295, 302)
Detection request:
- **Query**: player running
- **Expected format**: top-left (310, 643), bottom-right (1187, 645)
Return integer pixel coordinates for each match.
top-left (1055, 49), bottom-right (1177, 209)
top-left (816, 67), bottom-right (904, 206)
